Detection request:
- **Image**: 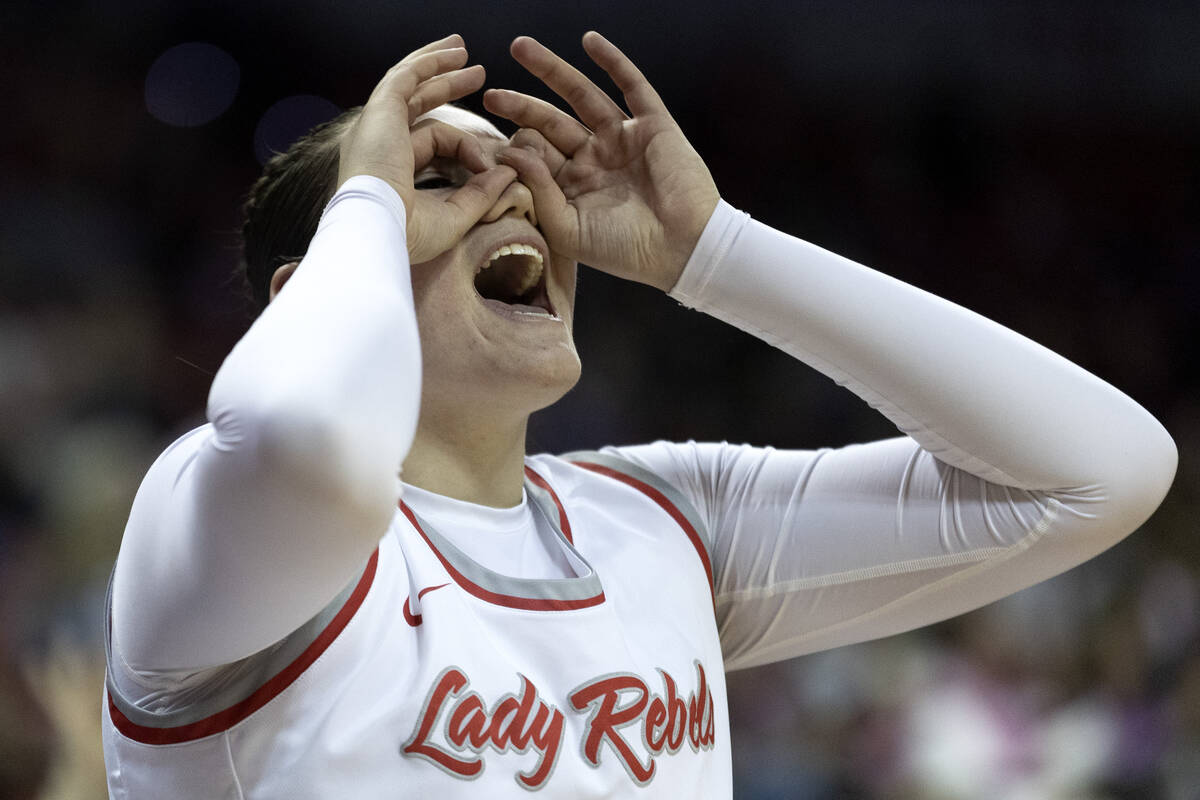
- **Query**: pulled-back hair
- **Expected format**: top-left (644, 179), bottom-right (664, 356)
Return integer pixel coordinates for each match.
top-left (239, 107), bottom-right (362, 312)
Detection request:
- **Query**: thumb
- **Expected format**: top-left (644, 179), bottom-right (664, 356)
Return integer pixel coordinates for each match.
top-left (407, 165), bottom-right (518, 263)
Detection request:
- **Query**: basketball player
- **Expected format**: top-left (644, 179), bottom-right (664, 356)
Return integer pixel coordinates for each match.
top-left (101, 33), bottom-right (1176, 798)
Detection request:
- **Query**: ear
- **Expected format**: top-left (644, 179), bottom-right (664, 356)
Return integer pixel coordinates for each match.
top-left (268, 261), bottom-right (300, 302)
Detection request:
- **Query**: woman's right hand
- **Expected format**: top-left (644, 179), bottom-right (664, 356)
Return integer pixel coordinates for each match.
top-left (337, 35), bottom-right (517, 264)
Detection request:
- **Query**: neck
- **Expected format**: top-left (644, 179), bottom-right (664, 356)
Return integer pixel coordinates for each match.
top-left (401, 407), bottom-right (529, 508)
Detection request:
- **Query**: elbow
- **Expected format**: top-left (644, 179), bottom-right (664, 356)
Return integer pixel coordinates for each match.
top-left (1112, 417), bottom-right (1178, 531)
top-left (1070, 416), bottom-right (1177, 548)
top-left (248, 402), bottom-right (404, 536)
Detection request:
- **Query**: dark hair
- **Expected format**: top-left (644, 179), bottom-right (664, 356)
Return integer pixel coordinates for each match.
top-left (239, 106), bottom-right (362, 312)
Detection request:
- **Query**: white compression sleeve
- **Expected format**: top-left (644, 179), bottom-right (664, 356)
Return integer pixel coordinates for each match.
top-left (613, 200), bottom-right (1177, 669)
top-left (112, 176), bottom-right (421, 672)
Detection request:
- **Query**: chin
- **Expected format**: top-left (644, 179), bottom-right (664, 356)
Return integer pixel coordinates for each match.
top-left (497, 346), bottom-right (583, 414)
top-left (423, 345), bottom-right (582, 421)
top-left (524, 352), bottom-right (583, 413)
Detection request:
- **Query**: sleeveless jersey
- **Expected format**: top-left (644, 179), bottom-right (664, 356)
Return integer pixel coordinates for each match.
top-left (102, 452), bottom-right (732, 798)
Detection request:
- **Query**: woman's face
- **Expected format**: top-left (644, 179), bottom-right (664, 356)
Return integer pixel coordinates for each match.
top-left (407, 106), bottom-right (581, 423)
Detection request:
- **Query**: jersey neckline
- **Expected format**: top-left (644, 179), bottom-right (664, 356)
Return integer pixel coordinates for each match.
top-left (399, 465), bottom-right (606, 612)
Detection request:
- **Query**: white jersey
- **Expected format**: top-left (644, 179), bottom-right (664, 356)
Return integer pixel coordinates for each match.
top-left (105, 452), bottom-right (728, 797)
top-left (101, 177), bottom-right (1176, 798)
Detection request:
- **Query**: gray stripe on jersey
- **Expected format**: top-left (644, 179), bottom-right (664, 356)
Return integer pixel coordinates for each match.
top-left (105, 554), bottom-right (369, 730)
top-left (525, 477), bottom-right (595, 578)
top-left (407, 496), bottom-right (604, 604)
top-left (561, 450), bottom-right (713, 565)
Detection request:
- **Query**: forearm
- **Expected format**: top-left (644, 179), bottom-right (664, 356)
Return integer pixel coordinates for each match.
top-left (670, 201), bottom-right (1176, 512)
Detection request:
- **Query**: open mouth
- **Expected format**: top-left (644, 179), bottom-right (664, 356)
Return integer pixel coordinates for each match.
top-left (473, 243), bottom-right (557, 318)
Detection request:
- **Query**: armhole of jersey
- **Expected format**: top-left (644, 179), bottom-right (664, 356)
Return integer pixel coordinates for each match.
top-left (562, 450), bottom-right (715, 607)
top-left (105, 548), bottom-right (379, 745)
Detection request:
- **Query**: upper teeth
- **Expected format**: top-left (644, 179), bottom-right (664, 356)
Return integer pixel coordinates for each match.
top-left (480, 243), bottom-right (544, 269)
top-left (477, 243), bottom-right (545, 298)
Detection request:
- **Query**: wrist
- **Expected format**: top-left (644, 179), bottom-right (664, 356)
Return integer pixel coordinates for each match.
top-left (667, 199), bottom-right (750, 307)
top-left (657, 194), bottom-right (720, 293)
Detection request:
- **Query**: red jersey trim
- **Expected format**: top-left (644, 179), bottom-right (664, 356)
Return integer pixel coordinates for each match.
top-left (524, 465), bottom-right (573, 544)
top-left (399, 501), bottom-right (605, 613)
top-left (108, 549), bottom-right (380, 745)
top-left (571, 462), bottom-right (716, 609)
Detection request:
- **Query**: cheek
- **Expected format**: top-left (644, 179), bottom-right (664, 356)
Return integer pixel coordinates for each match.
top-left (556, 262), bottom-right (580, 325)
top-left (410, 251), bottom-right (462, 312)
top-left (410, 260), bottom-right (471, 347)
top-left (408, 254), bottom-right (441, 301)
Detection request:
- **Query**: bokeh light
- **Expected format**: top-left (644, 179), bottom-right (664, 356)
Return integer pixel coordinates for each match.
top-left (144, 42), bottom-right (240, 127)
top-left (253, 95), bottom-right (342, 165)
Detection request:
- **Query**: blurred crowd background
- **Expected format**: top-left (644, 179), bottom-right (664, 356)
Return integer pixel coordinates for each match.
top-left (1, 1), bottom-right (1197, 798)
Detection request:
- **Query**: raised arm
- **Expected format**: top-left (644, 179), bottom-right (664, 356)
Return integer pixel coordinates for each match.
top-left (111, 37), bottom-right (517, 673)
top-left (490, 32), bottom-right (1177, 668)
top-left (613, 198), bottom-right (1176, 666)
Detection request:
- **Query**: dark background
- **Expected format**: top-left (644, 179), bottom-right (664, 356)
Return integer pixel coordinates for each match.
top-left (1, 1), bottom-right (1197, 797)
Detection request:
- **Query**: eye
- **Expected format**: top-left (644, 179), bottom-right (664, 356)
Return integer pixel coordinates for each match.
top-left (414, 159), bottom-right (469, 191)
top-left (414, 175), bottom-right (457, 190)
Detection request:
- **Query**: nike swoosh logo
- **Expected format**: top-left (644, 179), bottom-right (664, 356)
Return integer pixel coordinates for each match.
top-left (403, 583), bottom-right (449, 627)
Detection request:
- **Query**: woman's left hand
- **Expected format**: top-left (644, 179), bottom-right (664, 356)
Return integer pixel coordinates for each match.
top-left (484, 31), bottom-right (719, 292)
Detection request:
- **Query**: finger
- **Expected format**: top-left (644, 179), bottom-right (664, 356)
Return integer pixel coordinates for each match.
top-left (376, 47), bottom-right (469, 102)
top-left (509, 35), bottom-right (627, 131)
top-left (509, 127), bottom-right (567, 176)
top-left (495, 145), bottom-right (575, 245)
top-left (407, 64), bottom-right (486, 118)
top-left (581, 31), bottom-right (665, 117)
top-left (410, 120), bottom-right (489, 173)
top-left (401, 34), bottom-right (465, 62)
top-left (441, 165), bottom-right (520, 230)
top-left (483, 89), bottom-right (590, 155)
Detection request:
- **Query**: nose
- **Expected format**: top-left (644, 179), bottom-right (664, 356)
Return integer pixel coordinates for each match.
top-left (480, 177), bottom-right (537, 227)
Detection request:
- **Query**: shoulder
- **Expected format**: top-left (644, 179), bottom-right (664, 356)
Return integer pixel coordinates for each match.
top-left (527, 449), bottom-right (713, 561)
top-left (527, 442), bottom-right (744, 520)
top-left (525, 448), bottom-right (677, 494)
